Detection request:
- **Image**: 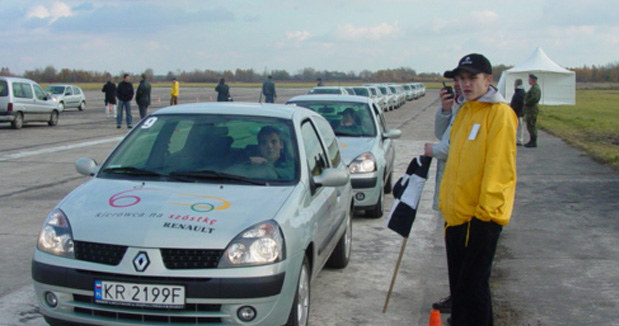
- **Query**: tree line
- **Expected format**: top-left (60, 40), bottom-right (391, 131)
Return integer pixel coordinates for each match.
top-left (0, 62), bottom-right (617, 83)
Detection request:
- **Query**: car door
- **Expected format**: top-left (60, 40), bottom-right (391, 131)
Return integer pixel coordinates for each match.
top-left (32, 83), bottom-right (55, 113)
top-left (300, 119), bottom-right (339, 269)
top-left (11, 82), bottom-right (36, 119)
top-left (64, 86), bottom-right (76, 107)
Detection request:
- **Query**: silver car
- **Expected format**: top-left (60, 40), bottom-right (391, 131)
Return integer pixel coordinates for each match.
top-left (32, 102), bottom-right (353, 326)
top-left (45, 84), bottom-right (87, 112)
top-left (287, 95), bottom-right (401, 218)
top-left (0, 76), bottom-right (59, 129)
top-left (307, 86), bottom-right (352, 95)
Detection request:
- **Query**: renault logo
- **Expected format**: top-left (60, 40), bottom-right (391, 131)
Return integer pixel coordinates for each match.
top-left (133, 251), bottom-right (150, 272)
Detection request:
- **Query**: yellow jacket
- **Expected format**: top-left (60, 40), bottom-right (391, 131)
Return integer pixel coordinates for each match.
top-left (439, 87), bottom-right (517, 227)
top-left (170, 81), bottom-right (179, 96)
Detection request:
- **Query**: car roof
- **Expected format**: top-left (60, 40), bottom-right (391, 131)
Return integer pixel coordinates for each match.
top-left (47, 84), bottom-right (77, 87)
top-left (287, 94), bottom-right (372, 104)
top-left (0, 76), bottom-right (38, 83)
top-left (152, 102), bottom-right (313, 120)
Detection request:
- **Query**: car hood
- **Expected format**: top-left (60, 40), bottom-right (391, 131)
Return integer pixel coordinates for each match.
top-left (337, 137), bottom-right (376, 165)
top-left (59, 179), bottom-right (294, 249)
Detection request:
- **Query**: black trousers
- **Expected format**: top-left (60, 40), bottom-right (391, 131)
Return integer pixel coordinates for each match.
top-left (445, 218), bottom-right (502, 326)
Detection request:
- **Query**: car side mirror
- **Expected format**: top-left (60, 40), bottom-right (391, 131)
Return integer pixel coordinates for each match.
top-left (312, 168), bottom-right (349, 187)
top-left (382, 129), bottom-right (402, 140)
top-left (76, 158), bottom-right (99, 176)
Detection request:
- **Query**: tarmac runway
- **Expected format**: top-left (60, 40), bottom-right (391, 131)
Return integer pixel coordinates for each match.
top-left (0, 86), bottom-right (617, 325)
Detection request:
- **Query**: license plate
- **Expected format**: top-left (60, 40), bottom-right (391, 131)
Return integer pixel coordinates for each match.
top-left (94, 280), bottom-right (185, 309)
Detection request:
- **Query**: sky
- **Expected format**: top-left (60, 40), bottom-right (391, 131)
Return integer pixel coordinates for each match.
top-left (2, 0), bottom-right (618, 76)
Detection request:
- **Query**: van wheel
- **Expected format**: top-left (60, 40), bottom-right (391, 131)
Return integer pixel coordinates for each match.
top-left (78, 101), bottom-right (85, 111)
top-left (11, 112), bottom-right (23, 129)
top-left (48, 110), bottom-right (59, 126)
top-left (285, 257), bottom-right (310, 326)
top-left (326, 208), bottom-right (352, 268)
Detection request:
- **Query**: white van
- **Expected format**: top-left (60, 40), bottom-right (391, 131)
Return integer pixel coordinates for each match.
top-left (0, 76), bottom-right (60, 129)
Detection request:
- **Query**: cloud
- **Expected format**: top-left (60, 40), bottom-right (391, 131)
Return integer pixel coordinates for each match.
top-left (26, 2), bottom-right (73, 24)
top-left (286, 30), bottom-right (311, 42)
top-left (470, 10), bottom-right (499, 25)
top-left (334, 21), bottom-right (400, 41)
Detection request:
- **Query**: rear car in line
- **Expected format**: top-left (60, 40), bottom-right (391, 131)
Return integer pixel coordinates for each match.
top-left (32, 102), bottom-right (354, 326)
top-left (45, 84), bottom-right (87, 112)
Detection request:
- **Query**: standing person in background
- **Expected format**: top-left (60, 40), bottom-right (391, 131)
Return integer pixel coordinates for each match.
top-left (316, 78), bottom-right (323, 86)
top-left (136, 74), bottom-right (152, 119)
top-left (262, 75), bottom-right (277, 103)
top-left (423, 79), bottom-right (464, 317)
top-left (101, 79), bottom-right (116, 118)
top-left (510, 78), bottom-right (526, 146)
top-left (170, 77), bottom-right (179, 105)
top-left (524, 74), bottom-right (541, 148)
top-left (440, 53), bottom-right (517, 326)
top-left (215, 78), bottom-right (231, 102)
top-left (116, 74), bottom-right (134, 129)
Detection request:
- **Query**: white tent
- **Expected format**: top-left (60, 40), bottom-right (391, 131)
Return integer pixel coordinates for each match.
top-left (498, 47), bottom-right (575, 105)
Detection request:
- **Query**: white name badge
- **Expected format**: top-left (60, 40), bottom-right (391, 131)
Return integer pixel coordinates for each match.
top-left (468, 124), bottom-right (481, 140)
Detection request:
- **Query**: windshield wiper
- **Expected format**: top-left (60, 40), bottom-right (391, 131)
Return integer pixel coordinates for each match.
top-left (102, 166), bottom-right (163, 177)
top-left (170, 170), bottom-right (267, 185)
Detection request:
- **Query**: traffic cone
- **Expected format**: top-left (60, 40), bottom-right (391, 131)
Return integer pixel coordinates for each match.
top-left (157, 96), bottom-right (161, 104)
top-left (429, 309), bottom-right (442, 326)
top-left (209, 95), bottom-right (213, 101)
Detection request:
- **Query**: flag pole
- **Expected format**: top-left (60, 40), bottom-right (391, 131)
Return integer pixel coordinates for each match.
top-left (383, 236), bottom-right (408, 313)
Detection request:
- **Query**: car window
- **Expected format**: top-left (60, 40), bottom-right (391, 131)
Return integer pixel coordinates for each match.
top-left (65, 87), bottom-right (73, 95)
top-left (101, 114), bottom-right (299, 184)
top-left (12, 82), bottom-right (33, 99)
top-left (0, 81), bottom-right (7, 97)
top-left (353, 88), bottom-right (369, 97)
top-left (33, 84), bottom-right (47, 100)
top-left (309, 88), bottom-right (340, 95)
top-left (301, 120), bottom-right (329, 177)
top-left (312, 116), bottom-right (341, 167)
top-left (46, 86), bottom-right (65, 95)
top-left (72, 86), bottom-right (81, 95)
top-left (289, 100), bottom-right (377, 137)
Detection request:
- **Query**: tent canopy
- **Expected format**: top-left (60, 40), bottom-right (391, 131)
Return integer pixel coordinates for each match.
top-left (498, 47), bottom-right (575, 105)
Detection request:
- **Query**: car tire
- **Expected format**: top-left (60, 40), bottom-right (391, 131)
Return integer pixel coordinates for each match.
top-left (78, 101), bottom-right (85, 111)
top-left (48, 110), bottom-right (59, 126)
top-left (57, 102), bottom-right (65, 112)
top-left (366, 187), bottom-right (384, 219)
top-left (326, 208), bottom-right (352, 268)
top-left (285, 256), bottom-right (310, 326)
top-left (11, 112), bottom-right (23, 129)
top-left (384, 172), bottom-right (393, 194)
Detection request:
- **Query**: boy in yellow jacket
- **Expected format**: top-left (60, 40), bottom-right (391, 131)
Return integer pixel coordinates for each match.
top-left (170, 78), bottom-right (179, 105)
top-left (439, 54), bottom-right (517, 326)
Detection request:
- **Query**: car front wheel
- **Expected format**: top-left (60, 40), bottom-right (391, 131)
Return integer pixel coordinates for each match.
top-left (78, 101), bottom-right (85, 111)
top-left (285, 257), bottom-right (310, 326)
top-left (366, 187), bottom-right (384, 218)
top-left (48, 110), bottom-right (59, 126)
top-left (57, 102), bottom-right (64, 112)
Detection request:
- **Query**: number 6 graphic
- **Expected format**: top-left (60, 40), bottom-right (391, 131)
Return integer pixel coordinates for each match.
top-left (109, 189), bottom-right (142, 208)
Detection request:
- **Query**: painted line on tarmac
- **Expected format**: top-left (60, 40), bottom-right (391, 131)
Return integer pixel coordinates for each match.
top-left (0, 137), bottom-right (123, 162)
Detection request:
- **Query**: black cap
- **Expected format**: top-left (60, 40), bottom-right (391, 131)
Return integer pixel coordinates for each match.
top-left (529, 74), bottom-right (538, 79)
top-left (444, 53), bottom-right (492, 78)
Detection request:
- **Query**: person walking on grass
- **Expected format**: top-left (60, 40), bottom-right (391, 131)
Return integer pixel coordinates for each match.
top-left (440, 53), bottom-right (517, 326)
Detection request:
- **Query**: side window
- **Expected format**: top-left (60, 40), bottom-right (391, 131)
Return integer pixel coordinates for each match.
top-left (33, 84), bottom-right (46, 100)
top-left (65, 87), bottom-right (73, 95)
top-left (301, 120), bottom-right (329, 177)
top-left (377, 111), bottom-right (387, 134)
top-left (13, 83), bottom-right (33, 99)
top-left (0, 81), bottom-right (8, 97)
top-left (72, 86), bottom-right (81, 95)
top-left (312, 117), bottom-right (341, 167)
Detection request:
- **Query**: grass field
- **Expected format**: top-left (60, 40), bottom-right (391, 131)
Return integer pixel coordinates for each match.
top-left (538, 89), bottom-right (619, 170)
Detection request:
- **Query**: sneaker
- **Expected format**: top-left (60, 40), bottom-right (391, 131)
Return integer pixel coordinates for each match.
top-left (432, 296), bottom-right (451, 313)
top-left (127, 125), bottom-right (133, 129)
top-left (117, 125), bottom-right (121, 129)
top-left (524, 142), bottom-right (537, 148)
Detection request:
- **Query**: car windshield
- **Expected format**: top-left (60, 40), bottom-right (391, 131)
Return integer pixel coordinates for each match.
top-left (46, 86), bottom-right (66, 94)
top-left (378, 87), bottom-right (387, 95)
top-left (289, 101), bottom-right (376, 137)
top-left (309, 88), bottom-right (341, 94)
top-left (100, 114), bottom-right (299, 185)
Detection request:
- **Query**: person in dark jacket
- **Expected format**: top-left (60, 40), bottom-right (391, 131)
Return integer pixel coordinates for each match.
top-left (262, 75), bottom-right (277, 103)
top-left (135, 74), bottom-right (152, 119)
top-left (101, 80), bottom-right (117, 118)
top-left (510, 78), bottom-right (526, 145)
top-left (215, 78), bottom-right (231, 102)
top-left (116, 74), bottom-right (134, 129)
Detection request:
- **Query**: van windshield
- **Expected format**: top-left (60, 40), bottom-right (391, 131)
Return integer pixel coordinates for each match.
top-left (0, 81), bottom-right (7, 97)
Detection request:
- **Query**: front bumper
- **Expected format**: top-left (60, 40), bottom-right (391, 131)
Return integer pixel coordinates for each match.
top-left (32, 250), bottom-right (303, 326)
top-left (349, 172), bottom-right (381, 209)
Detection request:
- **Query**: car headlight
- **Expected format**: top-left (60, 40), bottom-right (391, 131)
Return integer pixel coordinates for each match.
top-left (37, 209), bottom-right (75, 259)
top-left (219, 221), bottom-right (285, 267)
top-left (348, 152), bottom-right (376, 174)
